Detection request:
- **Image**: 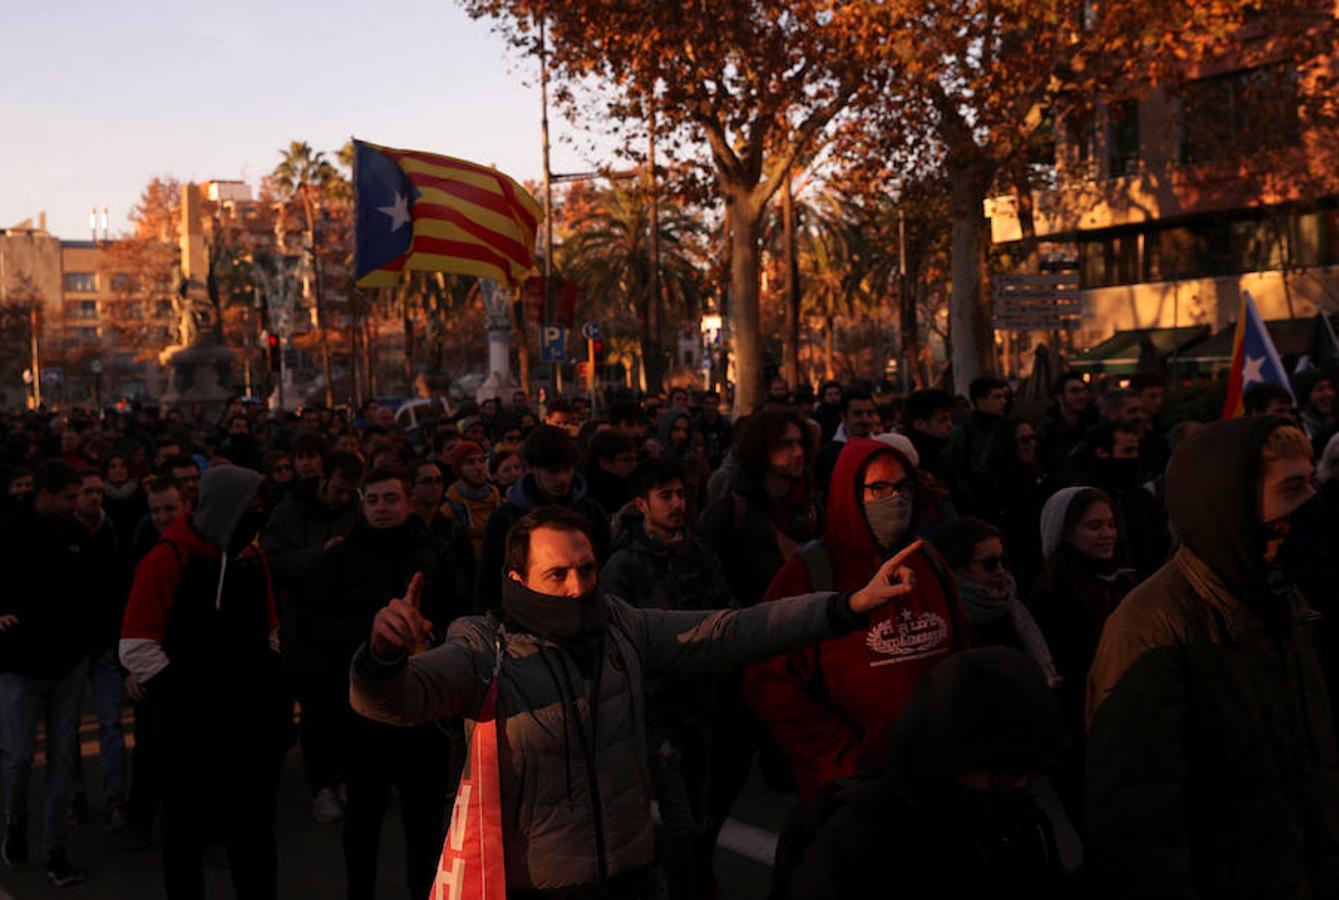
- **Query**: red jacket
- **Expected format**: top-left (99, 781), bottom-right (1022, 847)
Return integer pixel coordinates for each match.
top-left (743, 437), bottom-right (968, 796)
top-left (120, 514), bottom-right (278, 683)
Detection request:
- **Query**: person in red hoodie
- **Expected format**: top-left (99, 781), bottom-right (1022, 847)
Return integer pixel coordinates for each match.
top-left (744, 437), bottom-right (969, 797)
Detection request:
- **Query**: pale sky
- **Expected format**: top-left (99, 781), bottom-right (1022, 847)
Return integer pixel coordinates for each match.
top-left (1, 0), bottom-right (607, 239)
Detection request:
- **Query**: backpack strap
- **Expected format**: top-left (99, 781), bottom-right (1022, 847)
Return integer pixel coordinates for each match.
top-left (797, 539), bottom-right (835, 593)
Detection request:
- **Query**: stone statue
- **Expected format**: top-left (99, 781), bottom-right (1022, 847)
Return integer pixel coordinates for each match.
top-left (169, 260), bottom-right (214, 348)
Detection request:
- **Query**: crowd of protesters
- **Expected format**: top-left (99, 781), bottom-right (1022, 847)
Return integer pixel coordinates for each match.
top-left (0, 363), bottom-right (1337, 899)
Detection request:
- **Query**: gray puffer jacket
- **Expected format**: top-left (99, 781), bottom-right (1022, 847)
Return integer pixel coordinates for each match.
top-left (351, 590), bottom-right (847, 892)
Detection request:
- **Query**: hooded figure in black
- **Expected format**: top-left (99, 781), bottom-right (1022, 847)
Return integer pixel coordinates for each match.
top-left (119, 464), bottom-right (286, 900)
top-left (1086, 417), bottom-right (1339, 900)
top-left (772, 648), bottom-right (1081, 900)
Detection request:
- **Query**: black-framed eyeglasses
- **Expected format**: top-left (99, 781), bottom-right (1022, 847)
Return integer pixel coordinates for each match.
top-left (972, 553), bottom-right (1010, 573)
top-left (863, 478), bottom-right (916, 500)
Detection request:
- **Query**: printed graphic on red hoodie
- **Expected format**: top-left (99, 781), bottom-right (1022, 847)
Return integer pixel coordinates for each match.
top-left (743, 437), bottom-right (968, 797)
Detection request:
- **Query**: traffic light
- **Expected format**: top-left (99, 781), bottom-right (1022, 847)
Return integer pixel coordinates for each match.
top-left (593, 339), bottom-right (605, 362)
top-left (267, 333), bottom-right (281, 373)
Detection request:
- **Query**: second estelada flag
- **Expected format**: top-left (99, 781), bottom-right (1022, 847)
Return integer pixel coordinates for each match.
top-left (353, 139), bottom-right (541, 289)
top-left (1221, 290), bottom-right (1294, 419)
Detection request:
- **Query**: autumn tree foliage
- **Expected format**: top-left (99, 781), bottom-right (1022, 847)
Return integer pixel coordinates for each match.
top-left (461, 0), bottom-right (881, 411)
top-left (102, 177), bottom-right (182, 357)
top-left (851, 0), bottom-right (1338, 388)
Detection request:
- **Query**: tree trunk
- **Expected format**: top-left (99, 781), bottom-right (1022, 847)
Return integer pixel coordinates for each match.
top-left (825, 314), bottom-right (835, 380)
top-left (726, 190), bottom-right (764, 413)
top-left (303, 192), bottom-right (334, 408)
top-left (517, 331), bottom-right (532, 401)
top-left (647, 113), bottom-right (664, 392)
top-left (350, 294), bottom-right (363, 409)
top-left (400, 281), bottom-right (415, 394)
top-left (781, 174), bottom-right (801, 390)
top-left (948, 161), bottom-right (996, 393)
top-left (364, 309), bottom-right (378, 397)
top-left (638, 290), bottom-right (655, 395)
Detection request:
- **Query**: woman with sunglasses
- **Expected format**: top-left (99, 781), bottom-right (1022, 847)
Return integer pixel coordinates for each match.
top-left (930, 517), bottom-right (1058, 687)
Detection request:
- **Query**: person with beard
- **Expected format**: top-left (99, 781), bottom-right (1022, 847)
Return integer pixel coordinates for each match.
top-left (812, 389), bottom-right (878, 500)
top-left (601, 459), bottom-right (734, 900)
top-left (811, 380), bottom-right (844, 443)
top-left (582, 430), bottom-right (638, 519)
top-left (1080, 421), bottom-right (1169, 578)
top-left (218, 414), bottom-right (262, 470)
top-left (350, 505), bottom-right (921, 899)
top-left (656, 406), bottom-right (694, 461)
top-left (946, 376), bottom-right (1010, 511)
top-left (1087, 420), bottom-right (1339, 899)
top-left (773, 648), bottom-right (1081, 900)
top-left (1026, 486), bottom-right (1139, 825)
top-left (262, 450), bottom-right (364, 826)
top-left (119, 466), bottom-right (286, 899)
top-left (930, 517), bottom-right (1059, 685)
top-left (1293, 369), bottom-right (1338, 451)
top-left (303, 465), bottom-right (470, 900)
top-left (476, 425), bottom-right (613, 613)
top-left (970, 417), bottom-right (1048, 588)
top-left (744, 437), bottom-right (967, 797)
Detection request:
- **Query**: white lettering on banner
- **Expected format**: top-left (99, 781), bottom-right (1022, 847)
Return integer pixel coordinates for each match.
top-left (865, 609), bottom-right (949, 665)
top-left (436, 858), bottom-right (465, 900)
top-left (449, 784), bottom-right (472, 853)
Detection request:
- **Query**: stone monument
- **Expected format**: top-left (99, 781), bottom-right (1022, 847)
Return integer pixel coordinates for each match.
top-left (475, 279), bottom-right (519, 403)
top-left (159, 183), bottom-right (235, 421)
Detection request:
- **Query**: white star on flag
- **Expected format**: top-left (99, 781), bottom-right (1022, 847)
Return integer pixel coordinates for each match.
top-left (377, 192), bottom-right (410, 232)
top-left (1242, 355), bottom-right (1266, 385)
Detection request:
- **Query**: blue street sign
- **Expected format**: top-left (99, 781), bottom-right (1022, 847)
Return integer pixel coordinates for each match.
top-left (581, 321), bottom-right (602, 341)
top-left (541, 325), bottom-right (567, 363)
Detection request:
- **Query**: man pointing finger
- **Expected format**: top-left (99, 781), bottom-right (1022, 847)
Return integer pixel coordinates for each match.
top-left (351, 505), bottom-right (916, 898)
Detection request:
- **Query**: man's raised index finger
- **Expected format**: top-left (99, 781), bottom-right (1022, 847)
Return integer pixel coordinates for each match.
top-left (887, 539), bottom-right (925, 571)
top-left (403, 572), bottom-right (425, 610)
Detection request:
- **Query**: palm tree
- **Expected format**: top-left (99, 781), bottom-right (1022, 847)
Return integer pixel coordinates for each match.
top-left (560, 183), bottom-right (705, 390)
top-left (796, 193), bottom-right (902, 381)
top-left (274, 141), bottom-right (339, 406)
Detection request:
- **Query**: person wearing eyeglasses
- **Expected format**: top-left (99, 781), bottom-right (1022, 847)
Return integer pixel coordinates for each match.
top-left (929, 517), bottom-right (1058, 687)
top-left (743, 437), bottom-right (968, 798)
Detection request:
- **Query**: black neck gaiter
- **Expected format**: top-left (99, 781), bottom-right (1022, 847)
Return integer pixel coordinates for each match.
top-left (501, 578), bottom-right (609, 646)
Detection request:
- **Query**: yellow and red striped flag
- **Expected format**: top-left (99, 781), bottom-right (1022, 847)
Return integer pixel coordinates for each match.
top-left (353, 139), bottom-right (540, 289)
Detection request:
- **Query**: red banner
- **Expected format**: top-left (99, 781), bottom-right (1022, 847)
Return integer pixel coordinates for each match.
top-left (430, 682), bottom-right (506, 900)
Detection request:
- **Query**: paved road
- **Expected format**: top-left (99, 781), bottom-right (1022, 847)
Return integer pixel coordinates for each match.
top-left (1, 712), bottom-right (788, 899)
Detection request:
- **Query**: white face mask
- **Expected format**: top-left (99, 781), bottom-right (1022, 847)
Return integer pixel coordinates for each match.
top-left (863, 494), bottom-right (913, 549)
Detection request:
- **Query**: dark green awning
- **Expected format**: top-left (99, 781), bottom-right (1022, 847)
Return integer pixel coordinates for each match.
top-left (1069, 325), bottom-right (1212, 375)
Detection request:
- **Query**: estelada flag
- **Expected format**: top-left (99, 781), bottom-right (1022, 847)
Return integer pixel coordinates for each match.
top-left (430, 679), bottom-right (507, 900)
top-left (354, 139), bottom-right (540, 289)
top-left (1221, 290), bottom-right (1294, 419)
